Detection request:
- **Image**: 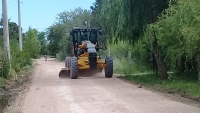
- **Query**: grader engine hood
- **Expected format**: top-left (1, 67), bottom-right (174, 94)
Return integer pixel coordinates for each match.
top-left (85, 42), bottom-right (97, 69)
top-left (86, 43), bottom-right (96, 53)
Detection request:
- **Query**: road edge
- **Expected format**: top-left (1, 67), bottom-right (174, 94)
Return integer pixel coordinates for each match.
top-left (2, 59), bottom-right (38, 113)
top-left (116, 75), bottom-right (200, 108)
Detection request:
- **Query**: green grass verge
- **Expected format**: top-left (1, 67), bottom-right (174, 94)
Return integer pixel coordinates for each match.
top-left (0, 77), bottom-right (6, 89)
top-left (119, 74), bottom-right (200, 101)
top-left (113, 58), bottom-right (151, 74)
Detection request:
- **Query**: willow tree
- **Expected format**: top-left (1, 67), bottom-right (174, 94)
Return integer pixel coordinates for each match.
top-left (149, 0), bottom-right (200, 83)
top-left (92, 0), bottom-right (170, 79)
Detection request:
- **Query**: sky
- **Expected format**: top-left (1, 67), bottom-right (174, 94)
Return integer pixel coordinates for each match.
top-left (0, 0), bottom-right (95, 32)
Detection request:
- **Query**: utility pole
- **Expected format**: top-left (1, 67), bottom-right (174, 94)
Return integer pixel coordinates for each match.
top-left (18, 0), bottom-right (22, 51)
top-left (2, 0), bottom-right (10, 61)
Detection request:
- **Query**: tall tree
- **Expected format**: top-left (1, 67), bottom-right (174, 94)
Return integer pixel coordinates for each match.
top-left (37, 32), bottom-right (48, 55)
top-left (91, 0), bottom-right (170, 79)
top-left (47, 8), bottom-right (91, 59)
top-left (46, 24), bottom-right (64, 56)
top-left (149, 0), bottom-right (200, 83)
top-left (23, 29), bottom-right (41, 58)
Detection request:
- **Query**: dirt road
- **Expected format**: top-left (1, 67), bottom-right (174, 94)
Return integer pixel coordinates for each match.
top-left (4, 58), bottom-right (200, 113)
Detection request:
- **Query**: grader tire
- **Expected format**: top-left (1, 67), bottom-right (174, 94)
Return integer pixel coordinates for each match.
top-left (65, 57), bottom-right (71, 68)
top-left (70, 57), bottom-right (78, 79)
top-left (65, 57), bottom-right (69, 67)
top-left (105, 56), bottom-right (113, 78)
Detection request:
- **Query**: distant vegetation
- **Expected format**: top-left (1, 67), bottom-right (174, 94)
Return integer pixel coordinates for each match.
top-left (0, 21), bottom-right (47, 87)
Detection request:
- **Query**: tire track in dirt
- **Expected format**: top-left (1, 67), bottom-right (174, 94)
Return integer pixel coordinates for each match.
top-left (3, 58), bottom-right (200, 113)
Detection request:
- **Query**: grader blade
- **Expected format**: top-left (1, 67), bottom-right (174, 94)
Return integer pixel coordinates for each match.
top-left (59, 68), bottom-right (70, 78)
top-left (78, 69), bottom-right (103, 77)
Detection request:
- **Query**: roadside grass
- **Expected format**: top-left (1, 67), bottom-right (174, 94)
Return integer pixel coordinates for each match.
top-left (0, 78), bottom-right (6, 89)
top-left (0, 58), bottom-right (35, 89)
top-left (119, 73), bottom-right (200, 101)
top-left (113, 58), bottom-right (151, 74)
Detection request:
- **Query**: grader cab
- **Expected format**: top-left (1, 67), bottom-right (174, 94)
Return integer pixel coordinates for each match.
top-left (59, 27), bottom-right (113, 79)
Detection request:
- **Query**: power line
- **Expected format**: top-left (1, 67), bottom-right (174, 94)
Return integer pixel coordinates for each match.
top-left (8, 0), bottom-right (17, 5)
top-left (21, 1), bottom-right (93, 4)
top-left (0, 3), bottom-right (17, 8)
top-left (8, 3), bottom-right (17, 8)
top-left (21, 4), bottom-right (92, 6)
top-left (23, 28), bottom-right (47, 30)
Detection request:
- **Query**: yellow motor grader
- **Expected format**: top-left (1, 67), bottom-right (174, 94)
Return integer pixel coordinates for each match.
top-left (59, 27), bottom-right (113, 79)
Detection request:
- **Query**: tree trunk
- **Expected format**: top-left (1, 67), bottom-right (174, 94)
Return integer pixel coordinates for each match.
top-left (152, 28), bottom-right (168, 79)
top-left (195, 56), bottom-right (200, 84)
